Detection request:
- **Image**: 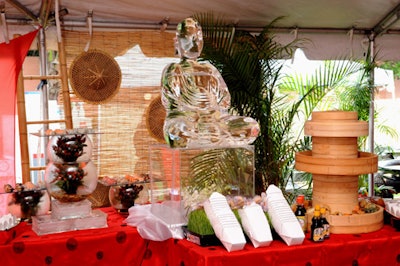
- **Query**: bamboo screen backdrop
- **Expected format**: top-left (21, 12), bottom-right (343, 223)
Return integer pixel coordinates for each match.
top-left (61, 30), bottom-right (177, 177)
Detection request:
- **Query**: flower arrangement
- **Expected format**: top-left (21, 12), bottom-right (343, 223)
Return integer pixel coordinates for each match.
top-left (52, 163), bottom-right (86, 195)
top-left (113, 184), bottom-right (144, 211)
top-left (13, 189), bottom-right (44, 220)
top-left (4, 183), bottom-right (46, 220)
top-left (52, 134), bottom-right (87, 162)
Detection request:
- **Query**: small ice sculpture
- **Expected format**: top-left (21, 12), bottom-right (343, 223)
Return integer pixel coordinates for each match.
top-left (161, 17), bottom-right (260, 148)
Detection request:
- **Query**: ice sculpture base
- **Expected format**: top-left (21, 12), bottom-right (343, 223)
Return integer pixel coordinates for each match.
top-left (150, 200), bottom-right (187, 228)
top-left (149, 144), bottom-right (255, 226)
top-left (32, 200), bottom-right (108, 235)
top-left (51, 199), bottom-right (93, 220)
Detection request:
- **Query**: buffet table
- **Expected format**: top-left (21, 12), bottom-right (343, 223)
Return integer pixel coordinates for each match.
top-left (1, 207), bottom-right (400, 266)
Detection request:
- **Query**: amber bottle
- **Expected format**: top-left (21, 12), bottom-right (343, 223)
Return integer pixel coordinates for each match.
top-left (320, 207), bottom-right (330, 239)
top-left (310, 210), bottom-right (324, 242)
top-left (294, 195), bottom-right (307, 232)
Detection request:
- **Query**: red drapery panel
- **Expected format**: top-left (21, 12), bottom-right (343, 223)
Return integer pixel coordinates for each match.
top-left (0, 30), bottom-right (38, 215)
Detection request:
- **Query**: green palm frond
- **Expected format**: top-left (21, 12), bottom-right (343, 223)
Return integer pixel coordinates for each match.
top-left (184, 147), bottom-right (254, 196)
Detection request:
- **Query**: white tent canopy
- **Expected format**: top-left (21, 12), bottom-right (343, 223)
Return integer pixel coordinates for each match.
top-left (1, 0), bottom-right (400, 60)
top-left (2, 0), bottom-right (398, 197)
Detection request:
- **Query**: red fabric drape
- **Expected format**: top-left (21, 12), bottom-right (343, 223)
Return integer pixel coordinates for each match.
top-left (0, 30), bottom-right (38, 215)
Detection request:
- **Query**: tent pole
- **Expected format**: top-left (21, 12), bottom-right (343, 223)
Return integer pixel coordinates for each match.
top-left (38, 27), bottom-right (49, 129)
top-left (38, 27), bottom-right (50, 162)
top-left (368, 35), bottom-right (375, 197)
top-left (367, 2), bottom-right (400, 197)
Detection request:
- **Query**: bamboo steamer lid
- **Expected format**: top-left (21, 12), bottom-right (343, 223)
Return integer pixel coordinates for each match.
top-left (305, 111), bottom-right (368, 137)
top-left (311, 110), bottom-right (358, 120)
top-left (295, 151), bottom-right (378, 175)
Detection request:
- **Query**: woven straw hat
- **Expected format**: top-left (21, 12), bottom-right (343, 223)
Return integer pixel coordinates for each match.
top-left (69, 49), bottom-right (122, 104)
top-left (145, 95), bottom-right (166, 143)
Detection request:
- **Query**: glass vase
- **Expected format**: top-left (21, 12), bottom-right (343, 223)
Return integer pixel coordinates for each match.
top-left (7, 190), bottom-right (51, 221)
top-left (45, 161), bottom-right (97, 202)
top-left (47, 134), bottom-right (93, 163)
top-left (109, 183), bottom-right (148, 212)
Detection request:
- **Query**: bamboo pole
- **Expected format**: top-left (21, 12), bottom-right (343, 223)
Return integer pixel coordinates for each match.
top-left (16, 70), bottom-right (31, 183)
top-left (58, 38), bottom-right (73, 129)
top-left (54, 0), bottom-right (73, 129)
top-left (23, 75), bottom-right (61, 80)
top-left (26, 119), bottom-right (67, 125)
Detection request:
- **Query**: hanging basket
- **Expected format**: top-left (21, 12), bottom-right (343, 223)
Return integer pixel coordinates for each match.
top-left (145, 95), bottom-right (166, 143)
top-left (69, 49), bottom-right (122, 104)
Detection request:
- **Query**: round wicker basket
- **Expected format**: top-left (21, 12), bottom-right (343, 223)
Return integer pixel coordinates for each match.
top-left (69, 49), bottom-right (122, 104)
top-left (145, 95), bottom-right (166, 143)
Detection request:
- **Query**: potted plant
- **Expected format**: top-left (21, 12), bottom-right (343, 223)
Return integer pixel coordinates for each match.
top-left (183, 208), bottom-right (221, 246)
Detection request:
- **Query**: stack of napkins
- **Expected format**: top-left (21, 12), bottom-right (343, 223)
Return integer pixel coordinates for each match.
top-left (0, 213), bottom-right (18, 231)
top-left (385, 198), bottom-right (400, 218)
top-left (266, 185), bottom-right (305, 246)
top-left (203, 192), bottom-right (246, 252)
top-left (238, 203), bottom-right (273, 248)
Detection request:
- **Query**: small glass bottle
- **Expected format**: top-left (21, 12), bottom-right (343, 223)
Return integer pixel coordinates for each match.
top-left (294, 195), bottom-right (307, 232)
top-left (310, 210), bottom-right (324, 242)
top-left (320, 207), bottom-right (330, 239)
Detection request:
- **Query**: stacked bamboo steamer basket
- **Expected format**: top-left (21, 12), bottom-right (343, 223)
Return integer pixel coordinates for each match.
top-left (295, 111), bottom-right (383, 234)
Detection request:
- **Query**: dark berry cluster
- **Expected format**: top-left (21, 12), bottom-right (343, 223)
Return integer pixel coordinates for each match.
top-left (53, 163), bottom-right (86, 194)
top-left (7, 183), bottom-right (44, 219)
top-left (53, 134), bottom-right (87, 162)
top-left (119, 184), bottom-right (144, 210)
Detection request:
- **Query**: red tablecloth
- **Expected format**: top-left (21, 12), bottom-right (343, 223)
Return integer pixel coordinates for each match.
top-left (1, 208), bottom-right (400, 266)
top-left (0, 207), bottom-right (171, 266)
top-left (173, 226), bottom-right (400, 266)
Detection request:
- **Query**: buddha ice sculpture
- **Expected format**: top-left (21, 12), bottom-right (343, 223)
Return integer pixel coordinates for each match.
top-left (161, 17), bottom-right (260, 148)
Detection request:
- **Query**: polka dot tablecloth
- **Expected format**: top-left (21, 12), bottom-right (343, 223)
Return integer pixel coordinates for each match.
top-left (0, 208), bottom-right (168, 266)
top-left (1, 208), bottom-right (400, 266)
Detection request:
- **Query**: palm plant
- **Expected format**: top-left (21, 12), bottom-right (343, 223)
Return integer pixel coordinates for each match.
top-left (277, 60), bottom-right (361, 199)
top-left (194, 13), bottom-right (362, 198)
top-left (329, 50), bottom-right (398, 193)
top-left (332, 52), bottom-right (398, 150)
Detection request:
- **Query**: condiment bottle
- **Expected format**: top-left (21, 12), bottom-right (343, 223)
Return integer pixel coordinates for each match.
top-left (294, 195), bottom-right (307, 232)
top-left (310, 210), bottom-right (324, 242)
top-left (320, 207), bottom-right (330, 239)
